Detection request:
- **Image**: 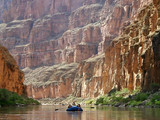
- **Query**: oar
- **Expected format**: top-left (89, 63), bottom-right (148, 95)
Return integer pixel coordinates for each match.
top-left (83, 106), bottom-right (95, 109)
top-left (55, 108), bottom-right (64, 111)
top-left (90, 107), bottom-right (95, 109)
top-left (55, 108), bottom-right (62, 111)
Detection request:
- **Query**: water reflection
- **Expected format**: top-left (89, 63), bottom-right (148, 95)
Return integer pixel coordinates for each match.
top-left (0, 105), bottom-right (160, 120)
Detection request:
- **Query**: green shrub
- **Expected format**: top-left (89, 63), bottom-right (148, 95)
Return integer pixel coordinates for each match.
top-left (146, 101), bottom-right (153, 106)
top-left (0, 89), bottom-right (40, 106)
top-left (103, 97), bottom-right (110, 104)
top-left (115, 88), bottom-right (130, 97)
top-left (134, 93), bottom-right (149, 101)
top-left (112, 96), bottom-right (123, 102)
top-left (121, 97), bottom-right (131, 103)
top-left (95, 97), bottom-right (104, 105)
top-left (85, 99), bottom-right (95, 105)
top-left (0, 89), bottom-right (10, 100)
top-left (155, 101), bottom-right (160, 105)
top-left (132, 87), bottom-right (141, 95)
top-left (151, 94), bottom-right (160, 103)
top-left (129, 100), bottom-right (142, 106)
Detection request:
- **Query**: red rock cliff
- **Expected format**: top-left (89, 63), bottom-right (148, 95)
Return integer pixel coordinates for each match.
top-left (102, 0), bottom-right (160, 92)
top-left (0, 44), bottom-right (24, 94)
top-left (1, 0), bottom-right (160, 99)
top-left (1, 0), bottom-right (104, 23)
top-left (23, 0), bottom-right (160, 99)
top-left (0, 0), bottom-right (152, 69)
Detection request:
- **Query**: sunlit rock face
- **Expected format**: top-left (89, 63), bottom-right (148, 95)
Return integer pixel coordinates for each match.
top-left (0, 44), bottom-right (24, 95)
top-left (0, 0), bottom-right (152, 69)
top-left (0, 0), bottom-right (104, 68)
top-left (23, 63), bottom-right (78, 99)
top-left (1, 0), bottom-right (160, 99)
top-left (23, 54), bottom-right (105, 99)
top-left (74, 0), bottom-right (160, 97)
top-left (0, 0), bottom-right (104, 23)
top-left (102, 1), bottom-right (160, 92)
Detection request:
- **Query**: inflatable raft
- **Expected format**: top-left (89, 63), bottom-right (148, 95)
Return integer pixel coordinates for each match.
top-left (66, 106), bottom-right (83, 111)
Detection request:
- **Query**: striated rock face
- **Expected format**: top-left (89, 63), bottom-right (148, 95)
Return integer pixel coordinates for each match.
top-left (0, 0), bottom-right (153, 69)
top-left (1, 0), bottom-right (104, 23)
top-left (23, 54), bottom-right (105, 99)
top-left (1, 0), bottom-right (160, 99)
top-left (102, 1), bottom-right (160, 92)
top-left (69, 4), bottom-right (102, 29)
top-left (0, 0), bottom-right (12, 23)
top-left (72, 54), bottom-right (105, 98)
top-left (23, 63), bottom-right (78, 99)
top-left (23, 0), bottom-right (160, 99)
top-left (0, 44), bottom-right (24, 95)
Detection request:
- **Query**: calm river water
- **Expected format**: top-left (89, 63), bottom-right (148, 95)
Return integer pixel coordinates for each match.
top-left (0, 105), bottom-right (160, 120)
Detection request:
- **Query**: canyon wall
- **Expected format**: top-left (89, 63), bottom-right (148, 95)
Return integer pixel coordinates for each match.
top-left (23, 0), bottom-right (160, 99)
top-left (79, 0), bottom-right (160, 97)
top-left (1, 0), bottom-right (160, 99)
top-left (0, 44), bottom-right (24, 94)
top-left (102, 1), bottom-right (160, 92)
top-left (1, 0), bottom-right (105, 23)
top-left (0, 0), bottom-right (12, 23)
top-left (0, 0), bottom-right (152, 69)
top-left (23, 54), bottom-right (105, 99)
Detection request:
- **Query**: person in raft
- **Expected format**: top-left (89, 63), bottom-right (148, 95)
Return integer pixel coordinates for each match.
top-left (72, 102), bottom-right (76, 106)
top-left (77, 104), bottom-right (81, 108)
top-left (68, 104), bottom-right (72, 108)
top-left (66, 103), bottom-right (83, 111)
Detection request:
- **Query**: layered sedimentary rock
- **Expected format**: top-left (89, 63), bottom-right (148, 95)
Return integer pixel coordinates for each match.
top-left (0, 0), bottom-right (12, 23)
top-left (73, 0), bottom-right (160, 97)
top-left (102, 1), bottom-right (160, 92)
top-left (23, 54), bottom-right (105, 98)
top-left (1, 0), bottom-right (160, 99)
top-left (1, 0), bottom-right (104, 23)
top-left (23, 0), bottom-right (160, 99)
top-left (0, 44), bottom-right (24, 94)
top-left (23, 63), bottom-right (78, 99)
top-left (0, 0), bottom-right (153, 69)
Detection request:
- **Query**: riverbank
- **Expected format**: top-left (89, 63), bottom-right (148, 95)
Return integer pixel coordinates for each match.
top-left (94, 89), bottom-right (160, 108)
top-left (38, 95), bottom-right (90, 106)
top-left (38, 87), bottom-right (160, 108)
top-left (0, 89), bottom-right (40, 107)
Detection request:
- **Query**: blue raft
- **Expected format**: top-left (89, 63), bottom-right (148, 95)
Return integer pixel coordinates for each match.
top-left (66, 106), bottom-right (83, 111)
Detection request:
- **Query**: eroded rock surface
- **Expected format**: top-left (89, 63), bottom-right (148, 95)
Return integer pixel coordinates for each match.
top-left (23, 63), bottom-right (78, 99)
top-left (23, 54), bottom-right (105, 98)
top-left (1, 0), bottom-right (160, 99)
top-left (23, 0), bottom-right (160, 99)
top-left (0, 44), bottom-right (24, 94)
top-left (102, 1), bottom-right (160, 92)
top-left (0, 0), bottom-right (152, 68)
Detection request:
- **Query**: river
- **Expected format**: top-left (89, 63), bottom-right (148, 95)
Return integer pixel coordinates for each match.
top-left (0, 105), bottom-right (160, 120)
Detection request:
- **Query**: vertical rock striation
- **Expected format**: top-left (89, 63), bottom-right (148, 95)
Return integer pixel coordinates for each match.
top-left (24, 0), bottom-right (160, 99)
top-left (102, 1), bottom-right (160, 92)
top-left (0, 0), bottom-right (153, 69)
top-left (23, 63), bottom-right (78, 99)
top-left (0, 44), bottom-right (24, 94)
top-left (1, 0), bottom-right (160, 99)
